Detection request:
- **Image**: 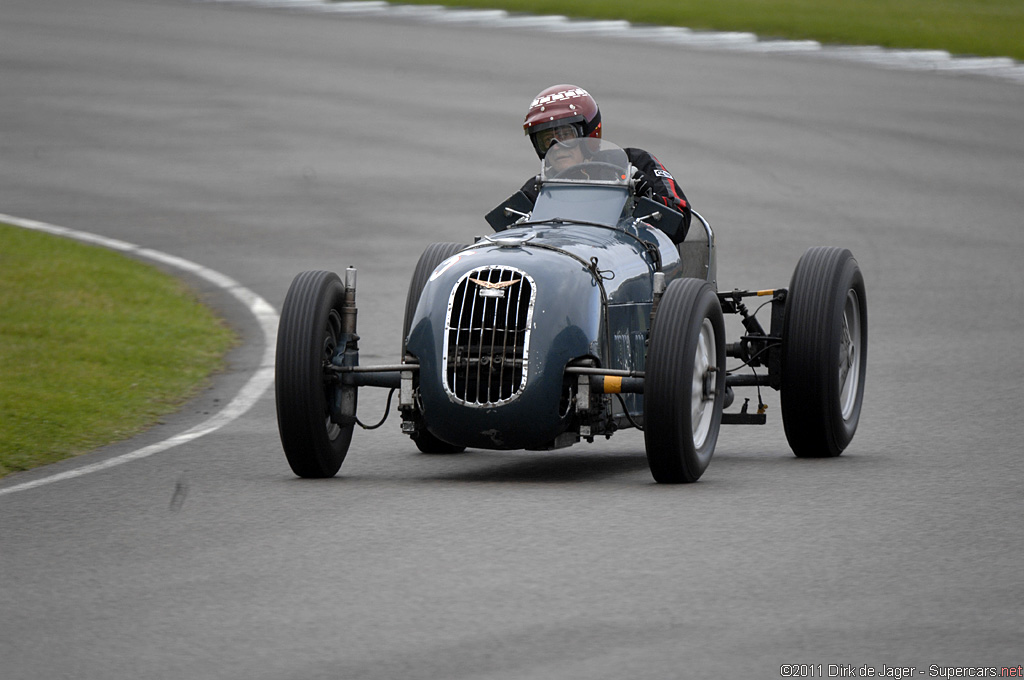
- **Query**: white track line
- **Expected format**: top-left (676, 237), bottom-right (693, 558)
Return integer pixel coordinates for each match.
top-left (200, 0), bottom-right (1024, 84)
top-left (0, 214), bottom-right (279, 497)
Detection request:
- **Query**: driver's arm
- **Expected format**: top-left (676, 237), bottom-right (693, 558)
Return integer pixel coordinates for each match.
top-left (626, 148), bottom-right (691, 229)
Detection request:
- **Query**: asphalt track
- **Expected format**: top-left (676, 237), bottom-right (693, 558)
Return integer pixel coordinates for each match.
top-left (2, 0), bottom-right (1023, 677)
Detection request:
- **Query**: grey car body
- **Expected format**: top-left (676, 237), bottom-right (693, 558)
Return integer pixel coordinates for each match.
top-left (404, 139), bottom-right (693, 450)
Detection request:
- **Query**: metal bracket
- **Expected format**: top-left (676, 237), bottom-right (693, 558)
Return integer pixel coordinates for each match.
top-left (576, 373), bottom-right (591, 414)
top-left (400, 370), bottom-right (415, 409)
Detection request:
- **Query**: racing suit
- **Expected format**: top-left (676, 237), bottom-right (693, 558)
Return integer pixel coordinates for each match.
top-left (520, 147), bottom-right (692, 236)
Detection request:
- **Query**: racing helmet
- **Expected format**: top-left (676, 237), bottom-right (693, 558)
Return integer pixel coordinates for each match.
top-left (523, 84), bottom-right (602, 159)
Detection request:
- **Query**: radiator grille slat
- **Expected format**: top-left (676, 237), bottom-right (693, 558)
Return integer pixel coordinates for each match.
top-left (443, 266), bottom-right (535, 406)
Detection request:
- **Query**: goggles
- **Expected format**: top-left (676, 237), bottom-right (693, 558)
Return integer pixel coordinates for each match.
top-left (532, 125), bottom-right (581, 156)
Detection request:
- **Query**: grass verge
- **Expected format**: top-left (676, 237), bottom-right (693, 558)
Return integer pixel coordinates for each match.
top-left (386, 0), bottom-right (1024, 61)
top-left (0, 223), bottom-right (237, 477)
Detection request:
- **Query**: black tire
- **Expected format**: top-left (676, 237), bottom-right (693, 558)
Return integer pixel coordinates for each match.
top-left (402, 242), bottom-right (466, 454)
top-left (644, 278), bottom-right (726, 483)
top-left (402, 242), bottom-right (466, 355)
top-left (275, 270), bottom-right (354, 478)
top-left (781, 247), bottom-right (868, 458)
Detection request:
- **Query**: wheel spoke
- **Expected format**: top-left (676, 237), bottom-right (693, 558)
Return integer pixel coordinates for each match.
top-left (323, 308), bottom-right (343, 437)
top-left (838, 290), bottom-right (861, 420)
top-left (839, 316), bottom-right (852, 385)
top-left (691, 319), bottom-right (716, 447)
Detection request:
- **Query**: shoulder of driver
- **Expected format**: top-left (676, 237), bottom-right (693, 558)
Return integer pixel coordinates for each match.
top-left (625, 147), bottom-right (674, 180)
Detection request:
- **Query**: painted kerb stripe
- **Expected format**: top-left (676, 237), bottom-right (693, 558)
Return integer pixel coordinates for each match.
top-left (204, 0), bottom-right (1024, 83)
top-left (0, 214), bottom-right (279, 497)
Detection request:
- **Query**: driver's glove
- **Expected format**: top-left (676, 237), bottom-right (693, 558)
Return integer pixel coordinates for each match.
top-left (632, 169), bottom-right (652, 198)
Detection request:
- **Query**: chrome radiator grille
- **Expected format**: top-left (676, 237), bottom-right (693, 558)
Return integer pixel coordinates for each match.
top-left (443, 266), bottom-right (535, 406)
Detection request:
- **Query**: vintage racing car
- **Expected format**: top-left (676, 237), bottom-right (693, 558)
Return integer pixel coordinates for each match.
top-left (274, 138), bottom-right (868, 483)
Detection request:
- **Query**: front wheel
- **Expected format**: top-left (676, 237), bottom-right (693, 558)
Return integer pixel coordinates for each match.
top-left (780, 247), bottom-right (868, 458)
top-left (275, 270), bottom-right (354, 478)
top-left (644, 278), bottom-right (726, 483)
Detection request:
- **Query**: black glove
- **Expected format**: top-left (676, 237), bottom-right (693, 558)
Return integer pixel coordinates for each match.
top-left (631, 169), bottom-right (652, 198)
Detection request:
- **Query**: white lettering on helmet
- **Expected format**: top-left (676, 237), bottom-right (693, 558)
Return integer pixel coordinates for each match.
top-left (529, 88), bottom-right (590, 109)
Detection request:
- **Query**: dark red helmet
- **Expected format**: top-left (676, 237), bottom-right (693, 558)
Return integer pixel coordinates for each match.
top-left (523, 84), bottom-right (602, 158)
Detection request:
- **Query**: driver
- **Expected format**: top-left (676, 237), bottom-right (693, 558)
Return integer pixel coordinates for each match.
top-left (520, 84), bottom-right (692, 231)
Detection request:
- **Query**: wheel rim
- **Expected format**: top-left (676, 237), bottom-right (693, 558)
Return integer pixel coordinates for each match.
top-left (322, 309), bottom-right (343, 441)
top-left (838, 289), bottom-right (862, 421)
top-left (691, 318), bottom-right (717, 448)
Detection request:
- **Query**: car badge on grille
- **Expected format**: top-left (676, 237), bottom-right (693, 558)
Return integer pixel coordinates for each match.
top-left (470, 277), bottom-right (520, 298)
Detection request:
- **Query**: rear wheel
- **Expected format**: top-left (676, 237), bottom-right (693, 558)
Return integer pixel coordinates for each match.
top-left (403, 243), bottom-right (467, 454)
top-left (276, 270), bottom-right (354, 477)
top-left (644, 278), bottom-right (726, 483)
top-left (780, 247), bottom-right (868, 457)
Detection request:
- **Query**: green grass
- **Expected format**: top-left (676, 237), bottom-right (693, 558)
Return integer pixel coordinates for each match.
top-left (0, 224), bottom-right (236, 477)
top-left (384, 0), bottom-right (1024, 61)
